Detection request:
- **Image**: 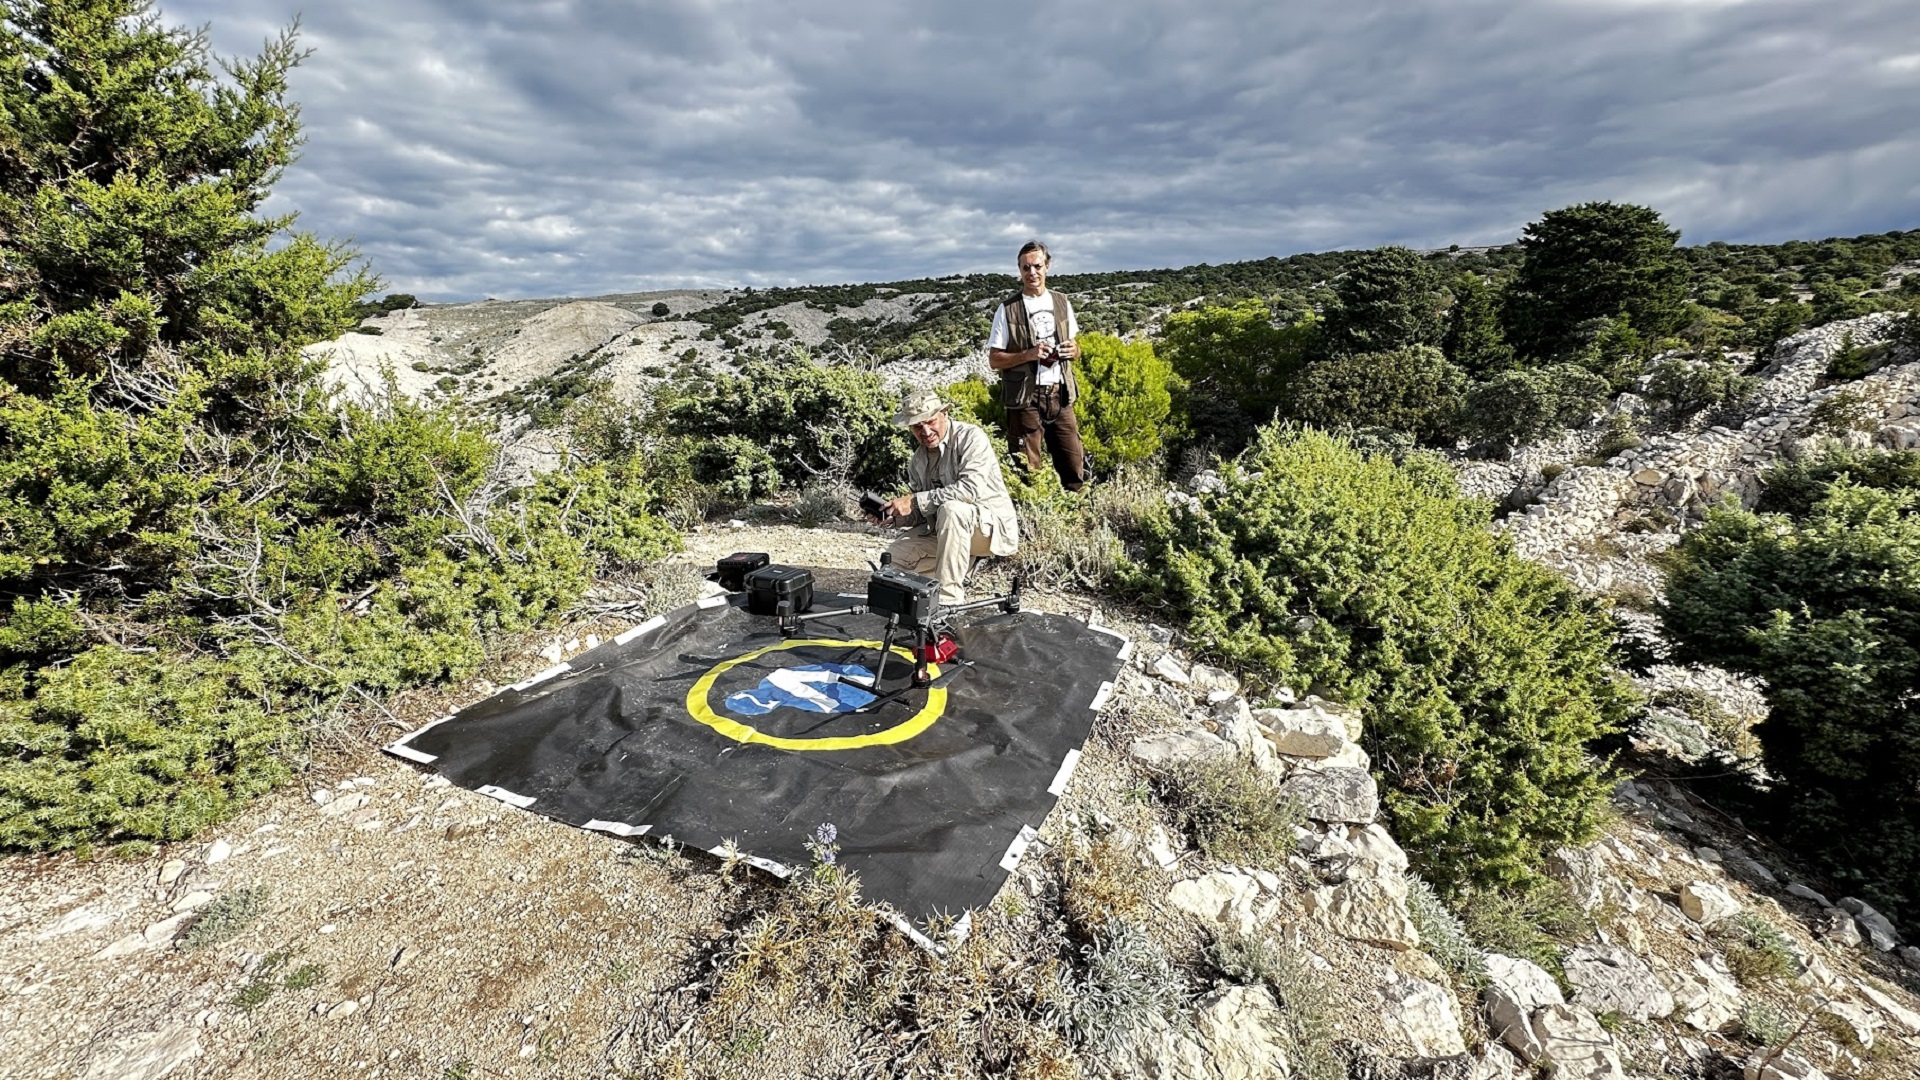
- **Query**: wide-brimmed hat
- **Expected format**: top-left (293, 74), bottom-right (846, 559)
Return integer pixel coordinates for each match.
top-left (893, 387), bottom-right (948, 428)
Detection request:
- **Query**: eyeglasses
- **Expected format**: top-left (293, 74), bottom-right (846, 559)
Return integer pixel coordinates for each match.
top-left (1019, 262), bottom-right (1047, 273)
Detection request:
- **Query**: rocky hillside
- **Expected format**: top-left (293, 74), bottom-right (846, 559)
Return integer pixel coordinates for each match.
top-left (7, 307), bottom-right (1920, 1079)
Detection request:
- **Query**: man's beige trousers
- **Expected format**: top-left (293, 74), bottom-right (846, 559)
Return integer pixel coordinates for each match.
top-left (886, 500), bottom-right (997, 604)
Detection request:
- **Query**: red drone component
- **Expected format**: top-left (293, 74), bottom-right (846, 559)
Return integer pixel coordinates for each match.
top-left (920, 633), bottom-right (959, 664)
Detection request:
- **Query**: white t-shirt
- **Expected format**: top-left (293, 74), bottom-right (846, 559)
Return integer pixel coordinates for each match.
top-left (987, 291), bottom-right (1079, 387)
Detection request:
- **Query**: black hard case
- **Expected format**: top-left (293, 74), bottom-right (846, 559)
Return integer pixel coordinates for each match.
top-left (746, 565), bottom-right (815, 616)
top-left (867, 566), bottom-right (941, 626)
top-left (714, 552), bottom-right (770, 592)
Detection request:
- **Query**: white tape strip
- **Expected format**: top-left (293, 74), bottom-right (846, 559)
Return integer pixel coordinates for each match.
top-left (1089, 680), bottom-right (1116, 711)
top-left (1085, 621), bottom-right (1129, 642)
top-left (885, 911), bottom-right (949, 957)
top-left (999, 824), bottom-right (1040, 871)
top-left (1048, 749), bottom-right (1083, 797)
top-left (614, 615), bottom-right (667, 646)
top-left (744, 854), bottom-right (792, 879)
top-left (385, 742), bottom-right (438, 765)
top-left (697, 595), bottom-right (729, 609)
top-left (510, 662), bottom-right (571, 692)
top-left (583, 819), bottom-right (651, 838)
top-left (476, 785), bottom-right (536, 809)
top-left (1116, 639), bottom-right (1135, 663)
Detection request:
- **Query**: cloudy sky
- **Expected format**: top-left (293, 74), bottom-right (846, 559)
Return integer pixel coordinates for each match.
top-left (154, 0), bottom-right (1920, 302)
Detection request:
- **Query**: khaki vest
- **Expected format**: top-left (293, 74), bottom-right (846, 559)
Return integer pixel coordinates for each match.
top-left (997, 291), bottom-right (1080, 410)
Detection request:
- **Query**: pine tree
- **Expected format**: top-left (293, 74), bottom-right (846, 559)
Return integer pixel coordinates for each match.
top-left (0, 0), bottom-right (371, 603)
top-left (1502, 202), bottom-right (1690, 361)
top-left (1441, 273), bottom-right (1515, 377)
top-left (1318, 245), bottom-right (1448, 358)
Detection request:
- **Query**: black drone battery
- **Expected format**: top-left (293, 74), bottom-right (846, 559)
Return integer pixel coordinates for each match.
top-left (867, 566), bottom-right (941, 627)
top-left (746, 565), bottom-right (815, 616)
top-left (713, 551), bottom-right (770, 592)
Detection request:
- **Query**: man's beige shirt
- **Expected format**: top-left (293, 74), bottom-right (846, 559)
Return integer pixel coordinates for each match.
top-left (903, 419), bottom-right (1019, 555)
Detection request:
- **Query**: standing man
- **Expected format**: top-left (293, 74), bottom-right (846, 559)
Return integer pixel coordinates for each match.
top-left (987, 240), bottom-right (1088, 491)
top-left (877, 388), bottom-right (1019, 605)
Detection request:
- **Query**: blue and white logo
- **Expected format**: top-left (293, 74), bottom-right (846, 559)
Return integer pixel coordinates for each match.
top-left (724, 663), bottom-right (877, 716)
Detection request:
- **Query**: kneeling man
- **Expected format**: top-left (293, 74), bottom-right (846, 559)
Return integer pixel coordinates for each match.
top-left (877, 388), bottom-right (1019, 604)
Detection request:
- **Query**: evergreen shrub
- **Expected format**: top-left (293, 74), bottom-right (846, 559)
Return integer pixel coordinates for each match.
top-left (0, 0), bottom-right (684, 851)
top-left (1643, 351), bottom-right (1761, 425)
top-left (1661, 478), bottom-right (1920, 917)
top-left (1122, 428), bottom-right (1631, 891)
top-left (658, 355), bottom-right (909, 492)
top-left (1286, 345), bottom-right (1467, 445)
top-left (1460, 364), bottom-right (1610, 446)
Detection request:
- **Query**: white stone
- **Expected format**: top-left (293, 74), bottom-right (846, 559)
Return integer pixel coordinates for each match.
top-left (1253, 709), bottom-right (1348, 759)
top-left (1484, 953), bottom-right (1563, 1062)
top-left (1675, 953), bottom-right (1742, 1032)
top-left (1298, 696), bottom-right (1364, 741)
top-left (1742, 1050), bottom-right (1828, 1080)
top-left (158, 859), bottom-right (188, 886)
top-left (80, 1025), bottom-right (201, 1080)
top-left (1167, 872), bottom-right (1263, 938)
top-left (1346, 823), bottom-right (1409, 875)
top-left (1678, 880), bottom-right (1740, 925)
top-left (1152, 652), bottom-right (1191, 685)
top-left (170, 891), bottom-right (217, 914)
top-left (1277, 766), bottom-right (1378, 824)
top-left (310, 788), bottom-right (333, 805)
top-left (1190, 985), bottom-right (1293, 1080)
top-left (1129, 731), bottom-right (1230, 770)
top-left (1783, 879), bottom-right (1826, 905)
top-left (317, 792), bottom-right (371, 819)
top-left (1819, 908), bottom-right (1862, 948)
top-left (325, 999), bottom-right (360, 1020)
top-left (1382, 974), bottom-right (1466, 1057)
top-left (1189, 664), bottom-right (1239, 703)
top-left (1564, 943), bottom-right (1675, 1021)
top-left (37, 904), bottom-right (117, 940)
top-left (1854, 980), bottom-right (1920, 1033)
top-left (1527, 1004), bottom-right (1626, 1078)
top-left (1303, 872), bottom-right (1418, 950)
top-left (204, 839), bottom-right (232, 865)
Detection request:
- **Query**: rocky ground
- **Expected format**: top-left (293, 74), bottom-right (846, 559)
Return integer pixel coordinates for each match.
top-left (7, 315), bottom-right (1920, 1080)
top-left (7, 511), bottom-right (1920, 1080)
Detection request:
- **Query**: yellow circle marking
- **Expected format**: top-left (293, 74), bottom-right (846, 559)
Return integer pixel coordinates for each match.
top-left (685, 638), bottom-right (946, 751)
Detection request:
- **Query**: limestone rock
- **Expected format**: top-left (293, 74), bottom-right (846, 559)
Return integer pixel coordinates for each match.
top-left (1130, 730), bottom-right (1230, 770)
top-left (1818, 908), bottom-right (1862, 948)
top-left (1254, 708), bottom-right (1348, 759)
top-left (80, 1025), bottom-right (201, 1080)
top-left (1113, 986), bottom-right (1291, 1080)
top-left (1854, 980), bottom-right (1920, 1033)
top-left (1678, 880), bottom-right (1740, 925)
top-left (1191, 985), bottom-right (1293, 1080)
top-left (1742, 1050), bottom-right (1828, 1080)
top-left (1527, 1004), bottom-right (1626, 1079)
top-left (1674, 953), bottom-right (1742, 1032)
top-left (1785, 882), bottom-right (1830, 907)
top-left (204, 839), bottom-right (232, 865)
top-left (1346, 822), bottom-right (1409, 875)
top-left (1189, 664), bottom-right (1240, 704)
top-left (1277, 766), bottom-right (1378, 824)
top-left (1484, 952), bottom-right (1563, 1061)
top-left (1563, 943), bottom-right (1675, 1021)
top-left (1837, 897), bottom-right (1901, 951)
top-left (1382, 974), bottom-right (1466, 1057)
top-left (1152, 653), bottom-right (1191, 685)
top-left (170, 890), bottom-right (217, 914)
top-left (157, 860), bottom-right (188, 887)
top-left (1821, 999), bottom-right (1877, 1050)
top-left (1168, 871), bottom-right (1262, 938)
top-left (317, 791), bottom-right (371, 819)
top-left (1304, 872), bottom-right (1418, 950)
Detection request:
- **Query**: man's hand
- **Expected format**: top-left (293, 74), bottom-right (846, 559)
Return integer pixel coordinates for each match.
top-left (882, 493), bottom-right (915, 524)
top-left (1055, 338), bottom-right (1079, 360)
